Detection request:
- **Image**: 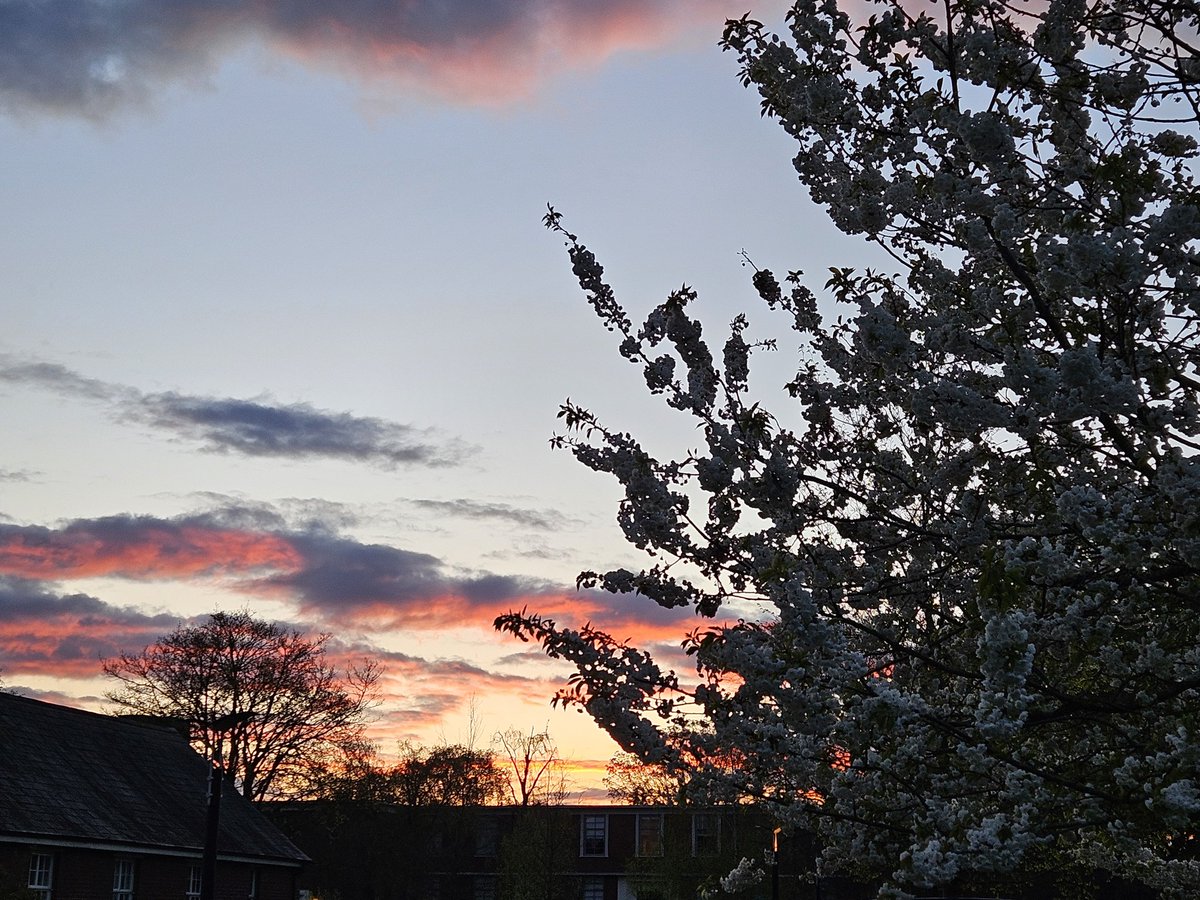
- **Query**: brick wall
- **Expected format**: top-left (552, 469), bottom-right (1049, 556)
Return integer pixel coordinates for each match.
top-left (0, 844), bottom-right (298, 900)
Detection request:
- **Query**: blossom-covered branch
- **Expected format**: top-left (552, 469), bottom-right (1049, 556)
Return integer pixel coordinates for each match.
top-left (504, 0), bottom-right (1200, 895)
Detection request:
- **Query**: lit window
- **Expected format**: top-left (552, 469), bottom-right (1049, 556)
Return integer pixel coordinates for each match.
top-left (580, 814), bottom-right (607, 857)
top-left (28, 854), bottom-right (53, 900)
top-left (113, 860), bottom-right (135, 900)
top-left (582, 877), bottom-right (604, 900)
top-left (186, 866), bottom-right (202, 900)
top-left (636, 814), bottom-right (663, 857)
top-left (692, 814), bottom-right (720, 856)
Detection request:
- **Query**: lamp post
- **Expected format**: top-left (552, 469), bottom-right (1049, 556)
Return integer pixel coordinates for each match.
top-left (771, 827), bottom-right (781, 900)
top-left (200, 757), bottom-right (223, 900)
top-left (199, 711), bottom-right (254, 900)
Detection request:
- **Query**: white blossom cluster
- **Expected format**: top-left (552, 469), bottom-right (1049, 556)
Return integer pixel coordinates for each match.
top-left (499, 0), bottom-right (1200, 895)
top-left (719, 856), bottom-right (767, 893)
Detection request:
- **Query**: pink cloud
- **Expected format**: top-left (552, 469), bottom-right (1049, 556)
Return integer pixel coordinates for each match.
top-left (275, 0), bottom-right (749, 105)
top-left (1, 0), bottom-right (753, 117)
top-left (0, 521), bottom-right (300, 581)
top-left (0, 512), bottom-right (705, 692)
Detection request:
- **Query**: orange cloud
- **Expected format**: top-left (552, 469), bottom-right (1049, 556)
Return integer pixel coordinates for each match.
top-left (0, 521), bottom-right (300, 580)
top-left (0, 583), bottom-right (183, 679)
top-left (0, 507), bottom-right (714, 661)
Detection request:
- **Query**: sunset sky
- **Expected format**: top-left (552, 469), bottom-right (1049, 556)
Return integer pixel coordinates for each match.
top-left (0, 0), bottom-right (862, 797)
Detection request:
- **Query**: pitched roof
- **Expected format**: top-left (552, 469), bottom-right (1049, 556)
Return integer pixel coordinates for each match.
top-left (0, 693), bottom-right (307, 865)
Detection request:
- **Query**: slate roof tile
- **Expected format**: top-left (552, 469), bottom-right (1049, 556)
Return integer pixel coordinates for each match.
top-left (0, 693), bottom-right (307, 864)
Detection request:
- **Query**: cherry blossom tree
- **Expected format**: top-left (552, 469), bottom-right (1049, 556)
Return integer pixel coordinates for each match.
top-left (498, 0), bottom-right (1200, 894)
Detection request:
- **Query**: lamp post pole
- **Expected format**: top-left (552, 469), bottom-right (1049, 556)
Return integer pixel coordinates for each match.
top-left (200, 758), bottom-right (222, 900)
top-left (771, 827), bottom-right (781, 900)
top-left (198, 711), bottom-right (253, 900)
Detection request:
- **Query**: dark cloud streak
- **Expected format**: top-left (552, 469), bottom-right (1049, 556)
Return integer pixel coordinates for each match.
top-left (408, 498), bottom-right (580, 531)
top-left (0, 361), bottom-right (116, 401)
top-left (141, 392), bottom-right (464, 468)
top-left (0, 508), bottom-right (693, 636)
top-left (0, 359), bottom-right (467, 469)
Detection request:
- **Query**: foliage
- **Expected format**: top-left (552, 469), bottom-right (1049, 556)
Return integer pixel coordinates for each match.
top-left (104, 610), bottom-right (379, 801)
top-left (274, 738), bottom-right (506, 900)
top-left (497, 806), bottom-right (579, 900)
top-left (308, 738), bottom-right (398, 803)
top-left (267, 801), bottom-right (479, 900)
top-left (625, 811), bottom-right (778, 900)
top-left (605, 751), bottom-right (689, 806)
top-left (317, 740), bottom-right (508, 805)
top-left (498, 0), bottom-right (1200, 894)
top-left (606, 724), bottom-right (744, 805)
top-left (0, 865), bottom-right (37, 900)
top-left (391, 742), bottom-right (509, 805)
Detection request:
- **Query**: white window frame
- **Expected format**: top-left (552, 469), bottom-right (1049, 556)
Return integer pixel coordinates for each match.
top-left (113, 859), bottom-right (135, 900)
top-left (28, 853), bottom-right (53, 900)
top-left (248, 868), bottom-right (258, 900)
top-left (580, 814), bottom-right (608, 857)
top-left (187, 866), bottom-right (202, 900)
top-left (691, 813), bottom-right (721, 857)
top-left (636, 813), bottom-right (664, 857)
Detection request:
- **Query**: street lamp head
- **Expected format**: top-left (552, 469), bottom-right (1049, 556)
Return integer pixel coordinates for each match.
top-left (208, 711), bottom-right (254, 730)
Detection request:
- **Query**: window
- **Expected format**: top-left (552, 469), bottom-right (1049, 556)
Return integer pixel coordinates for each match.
top-left (187, 866), bottom-right (202, 900)
top-left (113, 860), bottom-right (135, 900)
top-left (692, 814), bottom-right (720, 856)
top-left (473, 876), bottom-right (497, 900)
top-left (582, 877), bottom-right (604, 900)
top-left (28, 854), bottom-right (52, 900)
top-left (474, 816), bottom-right (499, 857)
top-left (580, 814), bottom-right (607, 857)
top-left (636, 814), bottom-right (663, 857)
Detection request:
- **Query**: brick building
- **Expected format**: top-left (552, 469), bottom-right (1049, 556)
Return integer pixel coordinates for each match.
top-left (0, 693), bottom-right (307, 900)
top-left (268, 802), bottom-right (830, 900)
